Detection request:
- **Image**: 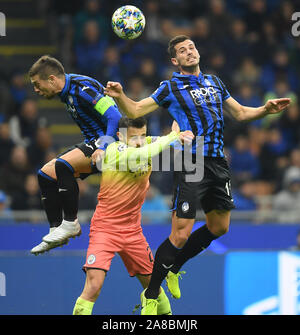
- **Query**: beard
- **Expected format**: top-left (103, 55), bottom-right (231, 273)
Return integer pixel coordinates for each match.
top-left (179, 58), bottom-right (200, 74)
top-left (180, 63), bottom-right (199, 73)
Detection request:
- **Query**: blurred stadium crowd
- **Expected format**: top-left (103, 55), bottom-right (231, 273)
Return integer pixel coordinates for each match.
top-left (0, 0), bottom-right (300, 221)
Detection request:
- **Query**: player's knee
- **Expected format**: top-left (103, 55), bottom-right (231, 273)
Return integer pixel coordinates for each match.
top-left (55, 158), bottom-right (74, 174)
top-left (206, 210), bottom-right (230, 236)
top-left (210, 224), bottom-right (229, 237)
top-left (40, 159), bottom-right (57, 180)
top-left (172, 229), bottom-right (191, 248)
top-left (86, 276), bottom-right (103, 299)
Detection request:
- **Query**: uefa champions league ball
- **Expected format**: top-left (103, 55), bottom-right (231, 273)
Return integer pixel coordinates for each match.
top-left (111, 5), bottom-right (146, 40)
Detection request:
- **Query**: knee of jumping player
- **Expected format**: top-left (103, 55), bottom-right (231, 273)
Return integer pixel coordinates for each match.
top-left (82, 270), bottom-right (105, 301)
top-left (206, 209), bottom-right (230, 237)
top-left (170, 228), bottom-right (191, 248)
top-left (210, 224), bottom-right (229, 237)
top-left (55, 158), bottom-right (81, 179)
top-left (40, 159), bottom-right (57, 180)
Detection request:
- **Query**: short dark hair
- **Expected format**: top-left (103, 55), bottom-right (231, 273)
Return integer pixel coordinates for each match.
top-left (118, 116), bottom-right (147, 131)
top-left (168, 35), bottom-right (191, 58)
top-left (28, 55), bottom-right (65, 80)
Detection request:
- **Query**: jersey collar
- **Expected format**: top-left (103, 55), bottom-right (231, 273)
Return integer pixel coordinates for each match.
top-left (58, 73), bottom-right (71, 99)
top-left (172, 71), bottom-right (205, 82)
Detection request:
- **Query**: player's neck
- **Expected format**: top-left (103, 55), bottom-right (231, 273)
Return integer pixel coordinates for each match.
top-left (55, 75), bottom-right (66, 94)
top-left (180, 66), bottom-right (201, 77)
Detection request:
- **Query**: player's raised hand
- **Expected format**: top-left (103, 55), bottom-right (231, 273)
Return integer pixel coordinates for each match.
top-left (170, 121), bottom-right (194, 143)
top-left (265, 98), bottom-right (291, 115)
top-left (179, 130), bottom-right (194, 144)
top-left (91, 149), bottom-right (105, 166)
top-left (104, 81), bottom-right (123, 98)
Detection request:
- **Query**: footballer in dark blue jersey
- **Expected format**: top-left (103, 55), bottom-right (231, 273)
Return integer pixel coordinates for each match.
top-left (107, 35), bottom-right (291, 314)
top-left (29, 55), bottom-right (121, 254)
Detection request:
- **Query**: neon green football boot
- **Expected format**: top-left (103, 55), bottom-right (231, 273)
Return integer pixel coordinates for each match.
top-left (140, 289), bottom-right (158, 315)
top-left (166, 270), bottom-right (186, 299)
top-left (157, 287), bottom-right (172, 315)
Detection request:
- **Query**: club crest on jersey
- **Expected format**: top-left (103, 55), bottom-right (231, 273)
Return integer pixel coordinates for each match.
top-left (66, 95), bottom-right (78, 118)
top-left (87, 254), bottom-right (96, 265)
top-left (117, 143), bottom-right (127, 152)
top-left (182, 202), bottom-right (190, 213)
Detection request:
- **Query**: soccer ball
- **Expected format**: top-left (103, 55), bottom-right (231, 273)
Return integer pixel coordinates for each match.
top-left (111, 5), bottom-right (146, 40)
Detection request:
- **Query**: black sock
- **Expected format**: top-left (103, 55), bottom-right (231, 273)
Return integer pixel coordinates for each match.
top-left (145, 238), bottom-right (181, 299)
top-left (171, 224), bottom-right (218, 274)
top-left (55, 159), bottom-right (79, 222)
top-left (37, 170), bottom-right (62, 228)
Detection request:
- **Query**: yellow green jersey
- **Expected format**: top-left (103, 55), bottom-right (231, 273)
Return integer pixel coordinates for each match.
top-left (91, 131), bottom-right (179, 232)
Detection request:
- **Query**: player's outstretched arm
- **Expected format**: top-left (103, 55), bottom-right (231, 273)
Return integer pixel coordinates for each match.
top-left (126, 129), bottom-right (194, 160)
top-left (224, 96), bottom-right (291, 122)
top-left (104, 81), bottom-right (159, 118)
top-left (103, 129), bottom-right (194, 172)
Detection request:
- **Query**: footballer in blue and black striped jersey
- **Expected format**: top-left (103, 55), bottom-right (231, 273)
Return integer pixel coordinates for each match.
top-left (59, 73), bottom-right (121, 151)
top-left (151, 72), bottom-right (229, 157)
top-left (29, 55), bottom-right (122, 254)
top-left (104, 35), bottom-right (291, 309)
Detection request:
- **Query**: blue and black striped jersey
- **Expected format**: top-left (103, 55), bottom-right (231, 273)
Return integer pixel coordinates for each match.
top-left (151, 71), bottom-right (231, 157)
top-left (59, 73), bottom-right (122, 150)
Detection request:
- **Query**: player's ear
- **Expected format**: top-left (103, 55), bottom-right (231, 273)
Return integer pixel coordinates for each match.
top-left (171, 57), bottom-right (178, 66)
top-left (117, 131), bottom-right (123, 141)
top-left (48, 75), bottom-right (56, 86)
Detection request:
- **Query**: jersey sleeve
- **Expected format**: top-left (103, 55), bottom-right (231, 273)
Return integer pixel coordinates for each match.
top-left (124, 132), bottom-right (178, 163)
top-left (78, 82), bottom-right (121, 150)
top-left (95, 104), bottom-right (121, 150)
top-left (80, 85), bottom-right (118, 116)
top-left (101, 132), bottom-right (179, 172)
top-left (78, 83), bottom-right (104, 106)
top-left (150, 81), bottom-right (171, 108)
top-left (214, 76), bottom-right (231, 101)
top-left (146, 136), bottom-right (160, 144)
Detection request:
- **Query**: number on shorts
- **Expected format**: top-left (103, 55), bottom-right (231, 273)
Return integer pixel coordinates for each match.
top-left (147, 246), bottom-right (153, 263)
top-left (225, 181), bottom-right (231, 196)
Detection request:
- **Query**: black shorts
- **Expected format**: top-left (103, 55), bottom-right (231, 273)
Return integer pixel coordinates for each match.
top-left (57, 140), bottom-right (99, 180)
top-left (172, 156), bottom-right (235, 218)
